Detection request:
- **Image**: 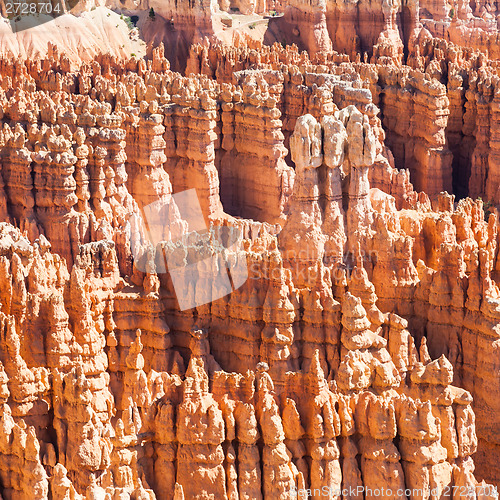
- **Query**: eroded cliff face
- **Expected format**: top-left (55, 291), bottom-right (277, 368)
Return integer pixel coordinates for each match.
top-left (1, 24), bottom-right (500, 499)
top-left (0, 204), bottom-right (495, 498)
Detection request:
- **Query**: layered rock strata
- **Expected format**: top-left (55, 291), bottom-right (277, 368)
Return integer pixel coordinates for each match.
top-left (0, 41), bottom-right (500, 494)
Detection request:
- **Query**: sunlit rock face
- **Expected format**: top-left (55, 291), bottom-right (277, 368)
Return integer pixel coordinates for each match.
top-left (1, 0), bottom-right (500, 493)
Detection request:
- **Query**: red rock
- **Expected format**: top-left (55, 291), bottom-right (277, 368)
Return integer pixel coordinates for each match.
top-left (0, 19), bottom-right (499, 496)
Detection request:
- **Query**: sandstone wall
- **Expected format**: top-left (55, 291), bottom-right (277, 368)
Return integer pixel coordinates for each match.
top-left (0, 40), bottom-right (499, 494)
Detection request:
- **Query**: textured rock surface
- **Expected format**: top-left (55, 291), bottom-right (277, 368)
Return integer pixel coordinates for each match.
top-left (1, 2), bottom-right (500, 496)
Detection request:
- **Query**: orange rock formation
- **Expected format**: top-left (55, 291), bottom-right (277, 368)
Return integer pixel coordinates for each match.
top-left (0, 0), bottom-right (500, 495)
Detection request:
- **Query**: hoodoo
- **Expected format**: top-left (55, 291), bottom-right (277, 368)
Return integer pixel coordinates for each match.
top-left (0, 0), bottom-right (500, 497)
